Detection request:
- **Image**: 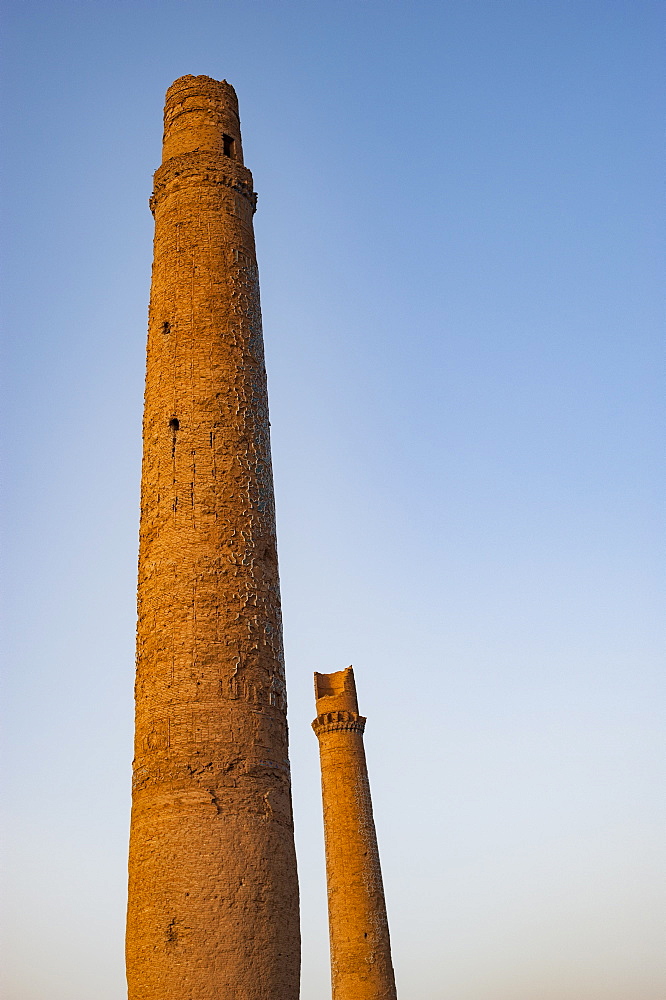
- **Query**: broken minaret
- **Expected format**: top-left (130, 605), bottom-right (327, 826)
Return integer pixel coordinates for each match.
top-left (313, 666), bottom-right (398, 1000)
top-left (126, 75), bottom-right (300, 1000)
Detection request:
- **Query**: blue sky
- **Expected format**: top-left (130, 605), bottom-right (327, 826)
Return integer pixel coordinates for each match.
top-left (2, 2), bottom-right (664, 998)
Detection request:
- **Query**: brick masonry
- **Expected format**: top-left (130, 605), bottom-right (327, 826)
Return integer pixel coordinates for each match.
top-left (313, 667), bottom-right (398, 1000)
top-left (126, 76), bottom-right (300, 1000)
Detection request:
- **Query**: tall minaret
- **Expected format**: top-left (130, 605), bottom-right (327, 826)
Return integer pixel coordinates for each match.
top-left (313, 667), bottom-right (398, 1000)
top-left (126, 75), bottom-right (300, 1000)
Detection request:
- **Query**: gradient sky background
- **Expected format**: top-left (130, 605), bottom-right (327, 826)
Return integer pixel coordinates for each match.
top-left (2, 2), bottom-right (664, 998)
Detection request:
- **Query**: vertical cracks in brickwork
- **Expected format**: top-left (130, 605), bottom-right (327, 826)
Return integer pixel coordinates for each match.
top-left (208, 789), bottom-right (224, 816)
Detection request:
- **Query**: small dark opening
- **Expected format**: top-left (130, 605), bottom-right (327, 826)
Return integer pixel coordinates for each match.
top-left (169, 417), bottom-right (179, 458)
top-left (162, 321), bottom-right (171, 335)
top-left (222, 133), bottom-right (235, 158)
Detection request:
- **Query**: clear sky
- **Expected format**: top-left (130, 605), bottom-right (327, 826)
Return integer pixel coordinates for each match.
top-left (2, 2), bottom-right (663, 998)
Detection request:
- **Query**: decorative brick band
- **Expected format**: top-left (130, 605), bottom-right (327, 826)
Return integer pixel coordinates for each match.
top-left (312, 710), bottom-right (367, 737)
top-left (150, 153), bottom-right (257, 215)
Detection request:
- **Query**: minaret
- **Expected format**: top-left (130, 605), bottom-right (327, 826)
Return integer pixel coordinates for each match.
top-left (126, 75), bottom-right (300, 1000)
top-left (312, 667), bottom-right (398, 1000)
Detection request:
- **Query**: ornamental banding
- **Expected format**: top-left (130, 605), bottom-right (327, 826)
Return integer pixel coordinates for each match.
top-left (312, 710), bottom-right (367, 736)
top-left (149, 152), bottom-right (258, 218)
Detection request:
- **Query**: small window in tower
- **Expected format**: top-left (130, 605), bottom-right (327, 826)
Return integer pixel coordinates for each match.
top-left (169, 418), bottom-right (180, 432)
top-left (222, 134), bottom-right (235, 159)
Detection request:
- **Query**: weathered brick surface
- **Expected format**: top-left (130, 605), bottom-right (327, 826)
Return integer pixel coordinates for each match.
top-left (126, 76), bottom-right (300, 1000)
top-left (313, 668), bottom-right (397, 1000)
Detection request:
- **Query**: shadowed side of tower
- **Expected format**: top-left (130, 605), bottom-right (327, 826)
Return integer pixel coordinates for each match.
top-left (313, 667), bottom-right (398, 1000)
top-left (126, 76), bottom-right (300, 1000)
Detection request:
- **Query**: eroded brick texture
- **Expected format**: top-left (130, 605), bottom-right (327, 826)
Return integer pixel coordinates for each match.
top-left (126, 75), bottom-right (300, 1000)
top-left (312, 667), bottom-right (398, 1000)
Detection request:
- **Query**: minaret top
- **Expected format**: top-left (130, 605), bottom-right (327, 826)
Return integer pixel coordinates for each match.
top-left (162, 74), bottom-right (244, 165)
top-left (314, 666), bottom-right (359, 716)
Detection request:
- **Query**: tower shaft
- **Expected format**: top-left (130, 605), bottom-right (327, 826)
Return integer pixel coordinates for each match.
top-left (126, 75), bottom-right (300, 1000)
top-left (313, 668), bottom-right (397, 1000)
